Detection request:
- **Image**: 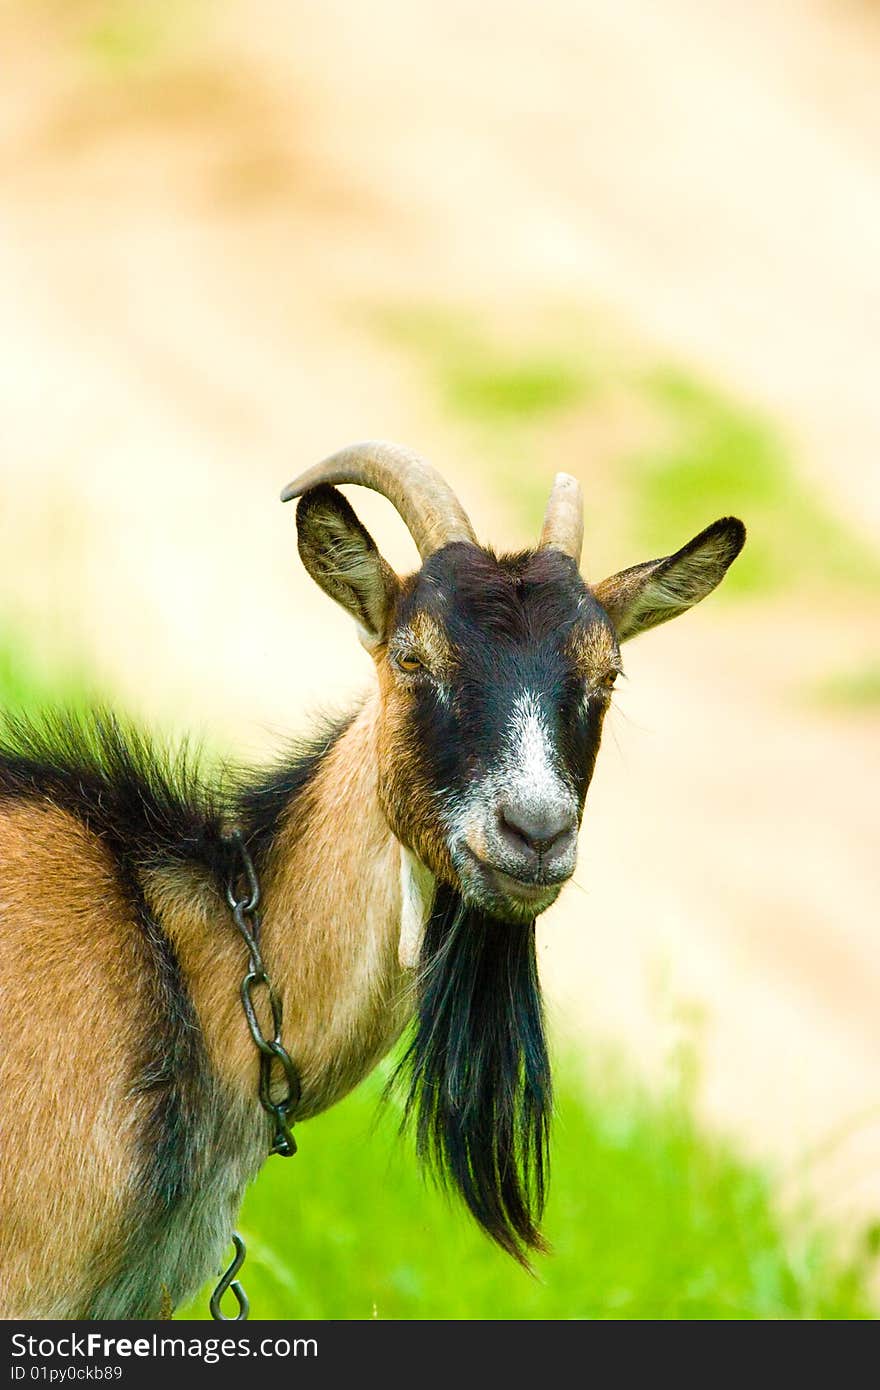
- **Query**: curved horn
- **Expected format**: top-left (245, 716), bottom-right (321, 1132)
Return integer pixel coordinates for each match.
top-left (539, 472), bottom-right (583, 566)
top-left (280, 440), bottom-right (476, 560)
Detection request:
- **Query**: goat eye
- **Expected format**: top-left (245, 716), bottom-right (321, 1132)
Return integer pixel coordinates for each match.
top-left (397, 653), bottom-right (424, 674)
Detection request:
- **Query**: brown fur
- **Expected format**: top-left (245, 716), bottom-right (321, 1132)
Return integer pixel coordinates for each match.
top-left (0, 804), bottom-right (155, 1318)
top-left (0, 692), bottom-right (422, 1318)
top-left (567, 622), bottom-right (619, 685)
top-left (148, 691), bottom-right (414, 1120)
top-left (374, 651), bottom-right (457, 884)
top-left (402, 611), bottom-right (456, 679)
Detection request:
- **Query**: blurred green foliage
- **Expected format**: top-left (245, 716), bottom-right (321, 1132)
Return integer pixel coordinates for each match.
top-left (373, 305), bottom-right (880, 598)
top-left (633, 370), bottom-right (880, 596)
top-left (810, 660), bottom-right (880, 711)
top-left (371, 307), bottom-right (593, 528)
top-left (69, 0), bottom-right (195, 75)
top-left (84, 16), bottom-right (163, 72)
top-left (448, 358), bottom-right (583, 424)
top-left (0, 621), bottom-right (92, 716)
top-left (372, 307), bottom-right (592, 427)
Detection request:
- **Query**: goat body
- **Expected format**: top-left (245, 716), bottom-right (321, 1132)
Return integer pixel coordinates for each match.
top-left (0, 441), bottom-right (745, 1318)
top-left (0, 699), bottom-right (415, 1318)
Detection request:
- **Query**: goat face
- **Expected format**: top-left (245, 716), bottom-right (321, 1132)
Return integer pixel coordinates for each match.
top-left (376, 544), bottom-right (613, 921)
top-left (291, 455), bottom-right (744, 922)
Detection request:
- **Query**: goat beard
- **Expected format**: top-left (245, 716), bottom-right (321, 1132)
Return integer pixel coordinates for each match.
top-left (391, 882), bottom-right (551, 1267)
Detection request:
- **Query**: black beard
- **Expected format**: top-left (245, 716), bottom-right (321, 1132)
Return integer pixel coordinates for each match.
top-left (390, 882), bottom-right (552, 1266)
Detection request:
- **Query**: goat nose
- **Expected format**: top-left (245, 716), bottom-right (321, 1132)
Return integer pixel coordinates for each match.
top-left (498, 800), bottom-right (577, 860)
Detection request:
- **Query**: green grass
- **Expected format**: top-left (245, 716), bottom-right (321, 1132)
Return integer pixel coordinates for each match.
top-left (631, 370), bottom-right (880, 597)
top-left (0, 621), bottom-right (874, 1321)
top-left (371, 307), bottom-right (592, 428)
top-left (447, 357), bottom-right (583, 424)
top-left (179, 1057), bottom-right (875, 1321)
top-left (0, 621), bottom-right (93, 717)
top-left (371, 304), bottom-right (880, 598)
top-left (810, 660), bottom-right (880, 711)
top-left (370, 307), bottom-right (593, 528)
top-left (71, 0), bottom-right (199, 76)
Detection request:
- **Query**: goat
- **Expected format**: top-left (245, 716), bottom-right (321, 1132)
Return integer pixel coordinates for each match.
top-left (0, 441), bottom-right (745, 1318)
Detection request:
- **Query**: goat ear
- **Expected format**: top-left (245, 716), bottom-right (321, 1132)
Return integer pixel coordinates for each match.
top-left (296, 484), bottom-right (399, 646)
top-left (593, 517), bottom-right (746, 643)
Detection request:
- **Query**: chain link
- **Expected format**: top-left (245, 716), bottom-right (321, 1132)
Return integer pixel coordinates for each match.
top-left (224, 828), bottom-right (301, 1158)
top-left (210, 830), bottom-right (301, 1323)
top-left (209, 1233), bottom-right (249, 1322)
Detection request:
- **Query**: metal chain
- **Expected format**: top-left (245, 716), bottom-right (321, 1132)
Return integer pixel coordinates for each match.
top-left (210, 829), bottom-right (301, 1322)
top-left (209, 1233), bottom-right (249, 1323)
top-left (225, 827), bottom-right (301, 1157)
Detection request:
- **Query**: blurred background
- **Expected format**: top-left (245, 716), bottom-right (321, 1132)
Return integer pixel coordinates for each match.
top-left (2, 1), bottom-right (879, 1317)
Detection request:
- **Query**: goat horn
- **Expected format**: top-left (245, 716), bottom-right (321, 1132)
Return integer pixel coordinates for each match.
top-left (280, 440), bottom-right (477, 560)
top-left (539, 472), bottom-right (584, 565)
